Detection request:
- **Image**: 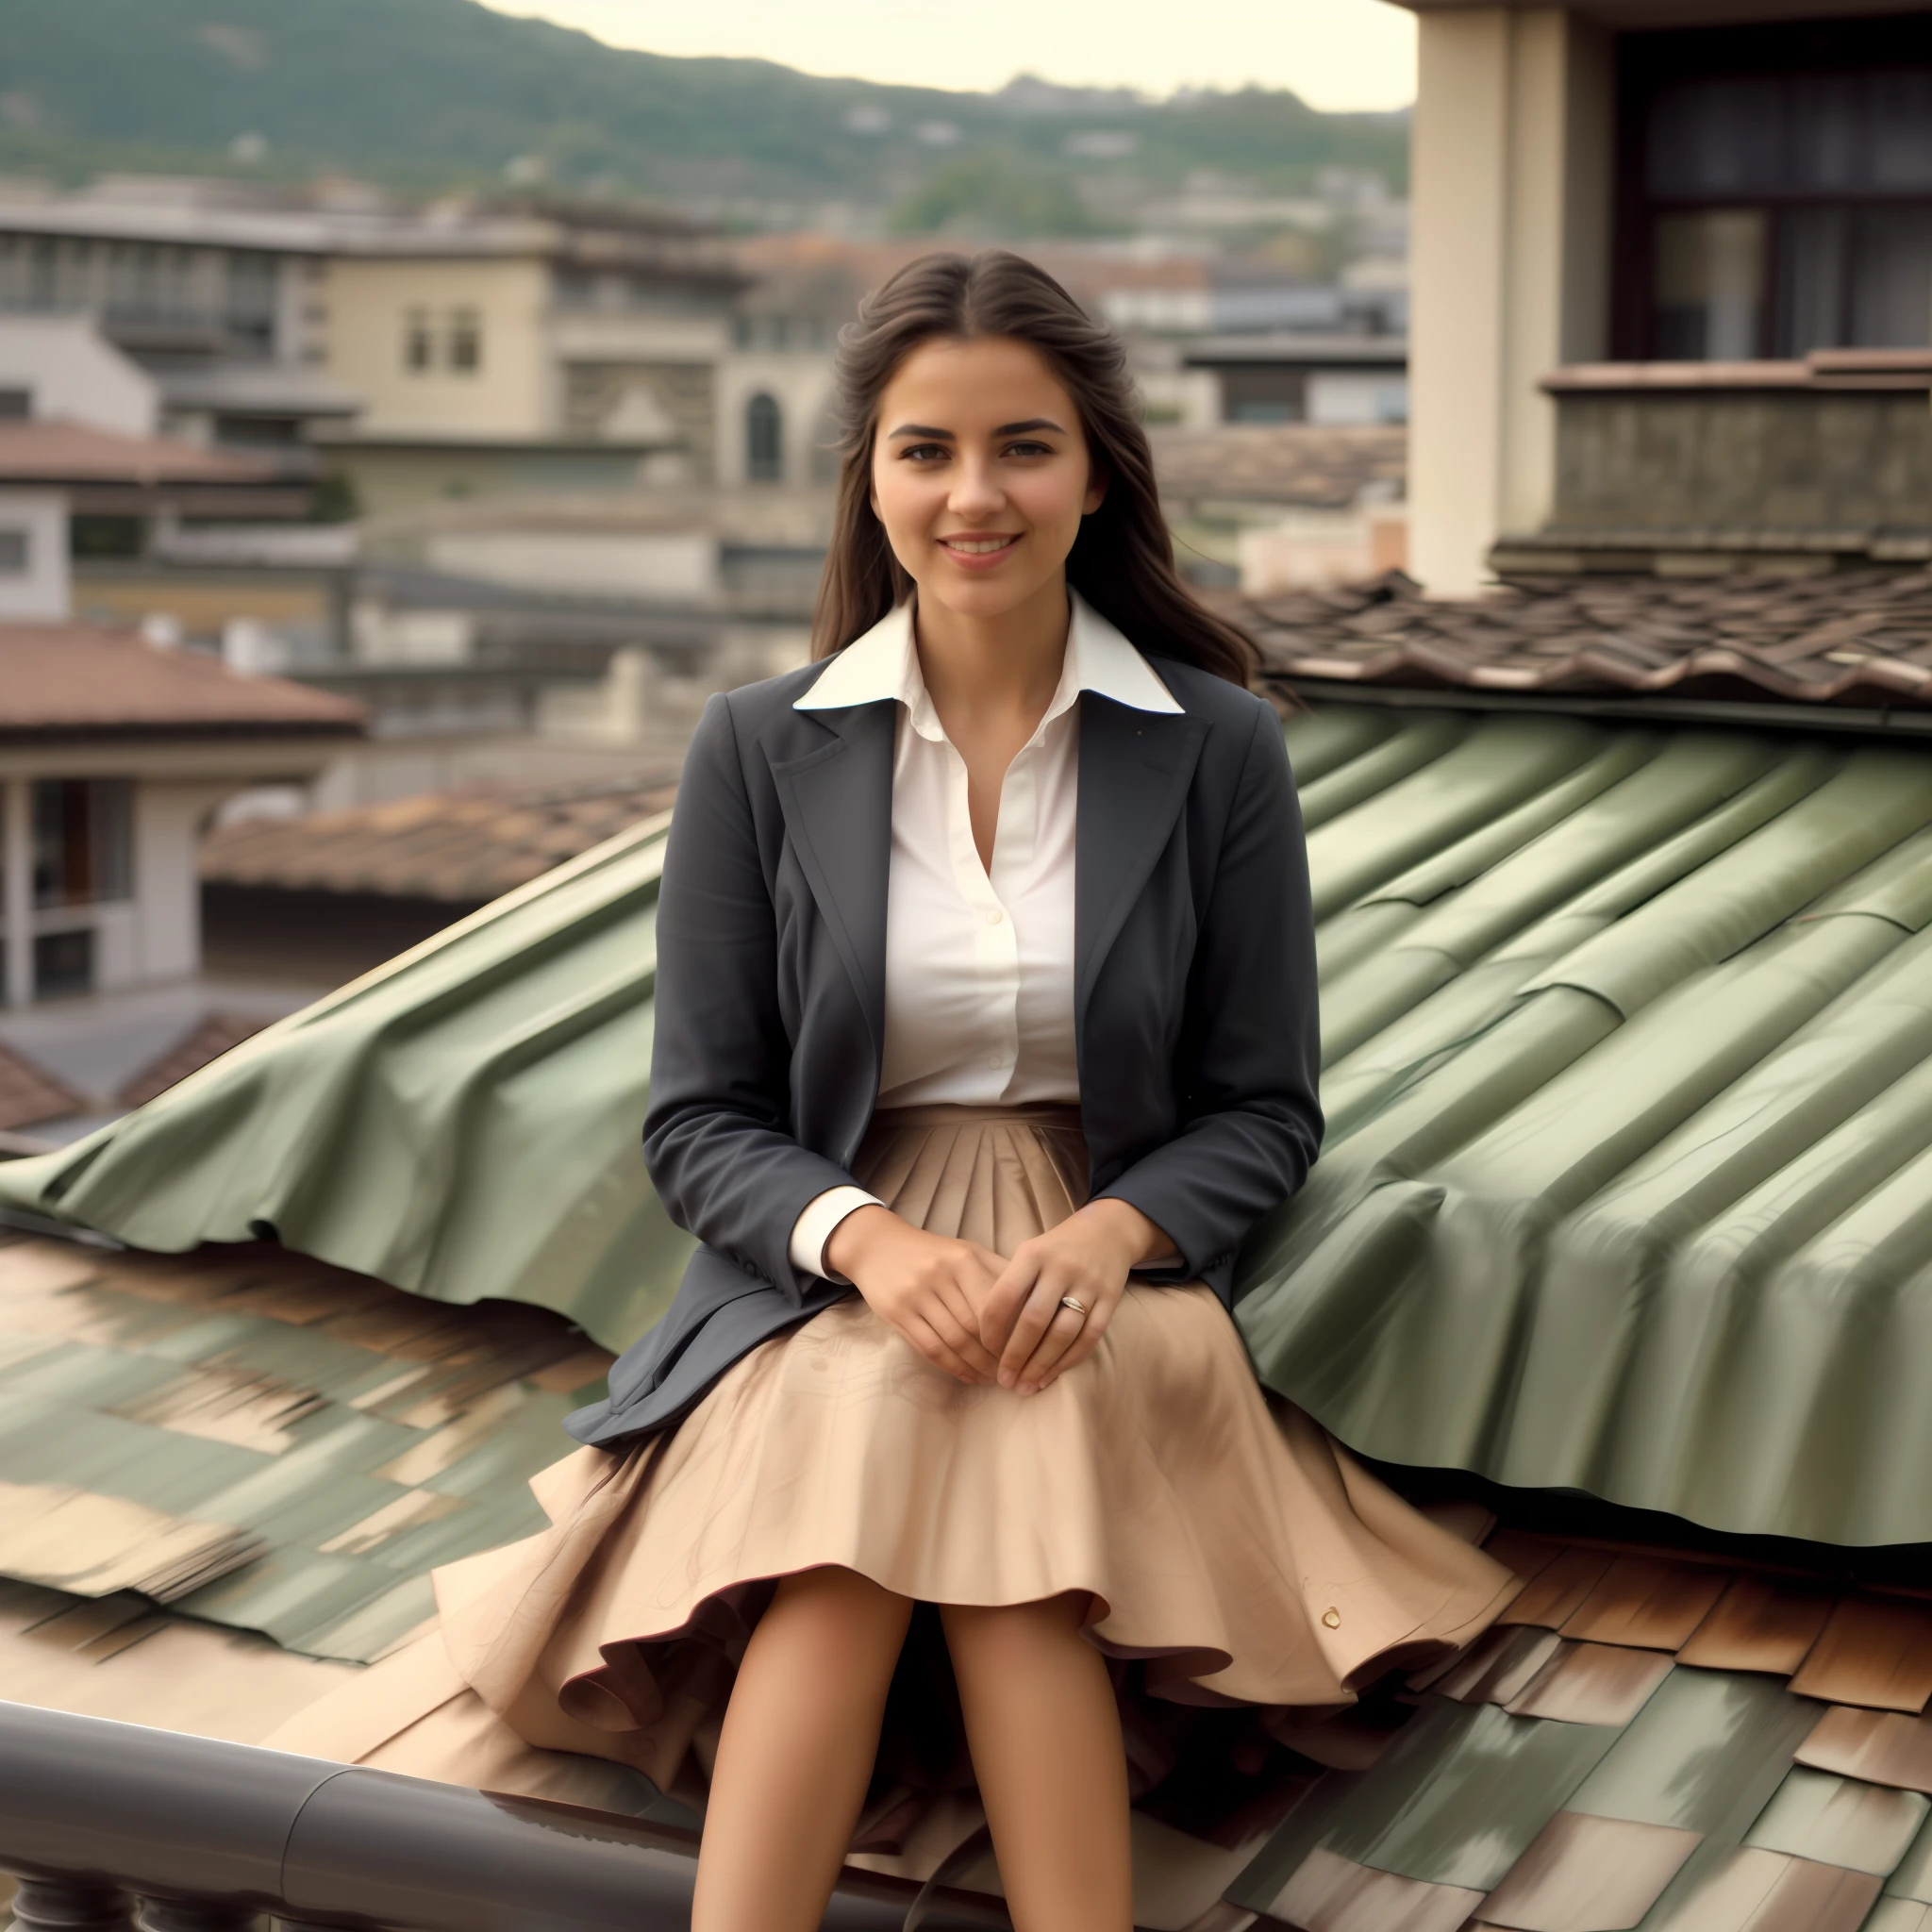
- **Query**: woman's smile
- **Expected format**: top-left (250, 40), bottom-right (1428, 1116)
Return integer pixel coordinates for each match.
top-left (939, 531), bottom-right (1022, 568)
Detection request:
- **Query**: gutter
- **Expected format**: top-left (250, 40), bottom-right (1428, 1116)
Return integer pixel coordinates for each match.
top-left (1277, 676), bottom-right (1932, 740)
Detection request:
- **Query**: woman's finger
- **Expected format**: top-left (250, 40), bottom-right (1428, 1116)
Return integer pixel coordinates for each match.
top-left (1016, 1303), bottom-right (1091, 1391)
top-left (1036, 1295), bottom-right (1117, 1389)
top-left (997, 1274), bottom-right (1067, 1383)
top-left (926, 1290), bottom-right (998, 1378)
top-left (927, 1291), bottom-right (996, 1383)
top-left (979, 1248), bottom-right (1041, 1356)
top-left (904, 1314), bottom-right (987, 1386)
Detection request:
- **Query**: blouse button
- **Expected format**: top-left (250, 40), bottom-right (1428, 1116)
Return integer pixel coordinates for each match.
top-left (986, 908), bottom-right (1005, 925)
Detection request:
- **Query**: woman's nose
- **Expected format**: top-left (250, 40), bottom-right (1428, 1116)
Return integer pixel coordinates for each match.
top-left (948, 459), bottom-right (1005, 518)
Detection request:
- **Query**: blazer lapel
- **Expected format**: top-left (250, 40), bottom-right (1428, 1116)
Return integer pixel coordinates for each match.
top-left (769, 701), bottom-right (895, 1062)
top-left (1075, 697), bottom-right (1209, 1036)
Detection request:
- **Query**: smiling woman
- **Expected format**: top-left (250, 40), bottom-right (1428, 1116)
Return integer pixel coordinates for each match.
top-left (275, 251), bottom-right (1512, 1932)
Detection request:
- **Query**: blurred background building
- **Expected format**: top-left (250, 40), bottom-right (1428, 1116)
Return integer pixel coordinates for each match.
top-left (0, 0), bottom-right (1407, 1134)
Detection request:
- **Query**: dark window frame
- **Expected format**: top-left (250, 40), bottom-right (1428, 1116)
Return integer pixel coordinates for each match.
top-left (1615, 14), bottom-right (1932, 360)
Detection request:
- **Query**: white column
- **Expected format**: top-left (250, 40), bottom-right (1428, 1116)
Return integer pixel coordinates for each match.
top-left (3, 776), bottom-right (33, 1008)
top-left (1407, 7), bottom-right (1614, 596)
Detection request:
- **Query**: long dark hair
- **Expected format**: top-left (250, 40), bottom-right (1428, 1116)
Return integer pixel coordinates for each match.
top-left (811, 250), bottom-right (1256, 687)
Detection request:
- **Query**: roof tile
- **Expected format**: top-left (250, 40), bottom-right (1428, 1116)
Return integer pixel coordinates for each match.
top-left (1790, 1598), bottom-right (1932, 1713)
top-left (0, 624), bottom-right (365, 734)
top-left (1744, 1765), bottom-right (1929, 1874)
top-left (0, 1042), bottom-right (84, 1132)
top-left (1651, 1847), bottom-right (1883, 1931)
top-left (1235, 568), bottom-right (1932, 713)
top-left (1265, 1845), bottom-right (1483, 1932)
top-left (1799, 1707), bottom-right (1932, 1794)
top-left (1499, 1548), bottom-right (1619, 1631)
top-left (1558, 1555), bottom-right (1730, 1652)
top-left (1503, 1642), bottom-right (1674, 1728)
top-left (1473, 1809), bottom-right (1701, 1930)
top-left (201, 774), bottom-right (677, 904)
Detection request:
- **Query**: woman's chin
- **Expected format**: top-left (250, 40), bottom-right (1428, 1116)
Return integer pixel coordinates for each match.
top-left (916, 564), bottom-right (1064, 625)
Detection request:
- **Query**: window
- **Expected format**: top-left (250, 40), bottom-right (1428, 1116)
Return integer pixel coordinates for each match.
top-left (447, 307), bottom-right (482, 374)
top-left (745, 391), bottom-right (783, 483)
top-left (1623, 24), bottom-right (1932, 358)
top-left (404, 307), bottom-right (434, 373)
top-left (0, 528), bottom-right (26, 575)
top-left (33, 929), bottom-right (93, 998)
top-left (224, 251), bottom-right (278, 355)
top-left (32, 780), bottom-right (133, 910)
top-left (0, 387), bottom-right (29, 419)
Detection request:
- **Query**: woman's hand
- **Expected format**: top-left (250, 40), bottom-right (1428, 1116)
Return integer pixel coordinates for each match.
top-left (978, 1199), bottom-right (1175, 1395)
top-left (824, 1206), bottom-right (1005, 1384)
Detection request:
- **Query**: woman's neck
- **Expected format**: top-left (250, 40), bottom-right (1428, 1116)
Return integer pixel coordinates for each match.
top-left (913, 575), bottom-right (1071, 742)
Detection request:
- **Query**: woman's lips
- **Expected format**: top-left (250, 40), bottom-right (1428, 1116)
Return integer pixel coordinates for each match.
top-left (939, 534), bottom-right (1020, 571)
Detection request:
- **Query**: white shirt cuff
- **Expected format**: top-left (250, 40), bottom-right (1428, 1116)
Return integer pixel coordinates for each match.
top-left (789, 1186), bottom-right (885, 1280)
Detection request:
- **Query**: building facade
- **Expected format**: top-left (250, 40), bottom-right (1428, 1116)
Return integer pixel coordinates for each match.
top-left (1399, 0), bottom-right (1932, 591)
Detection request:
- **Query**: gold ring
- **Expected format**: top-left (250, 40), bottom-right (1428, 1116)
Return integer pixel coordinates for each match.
top-left (1058, 1296), bottom-right (1088, 1317)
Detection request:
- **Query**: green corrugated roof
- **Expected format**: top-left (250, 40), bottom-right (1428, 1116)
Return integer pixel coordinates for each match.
top-left (8, 713), bottom-right (1932, 1546)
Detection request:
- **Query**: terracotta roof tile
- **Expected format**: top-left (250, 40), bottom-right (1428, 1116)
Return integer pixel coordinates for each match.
top-left (1790, 1599), bottom-right (1932, 1714)
top-left (1233, 567), bottom-right (1932, 711)
top-left (116, 1014), bottom-right (272, 1110)
top-left (1679, 1576), bottom-right (1840, 1676)
top-left (0, 1042), bottom-right (84, 1131)
top-left (1800, 1707), bottom-right (1932, 1794)
top-left (1475, 1809), bottom-right (1702, 1930)
top-left (0, 416), bottom-right (280, 486)
top-left (1559, 1554), bottom-right (1730, 1651)
top-left (201, 774), bottom-right (678, 904)
top-left (1503, 1641), bottom-right (1674, 1726)
top-left (0, 625), bottom-right (365, 734)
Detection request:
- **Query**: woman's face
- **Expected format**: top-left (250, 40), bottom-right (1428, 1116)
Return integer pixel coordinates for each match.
top-left (870, 334), bottom-right (1106, 626)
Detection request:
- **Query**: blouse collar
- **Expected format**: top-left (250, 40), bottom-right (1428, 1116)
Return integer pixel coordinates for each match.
top-left (795, 590), bottom-right (1183, 739)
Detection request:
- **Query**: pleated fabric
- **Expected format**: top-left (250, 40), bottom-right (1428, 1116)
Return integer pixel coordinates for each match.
top-left (272, 1105), bottom-right (1519, 1882)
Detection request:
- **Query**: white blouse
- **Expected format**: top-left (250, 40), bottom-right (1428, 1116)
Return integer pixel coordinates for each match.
top-left (786, 592), bottom-right (1182, 1277)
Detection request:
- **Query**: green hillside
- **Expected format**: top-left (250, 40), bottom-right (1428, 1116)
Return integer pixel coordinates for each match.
top-left (0, 0), bottom-right (1408, 230)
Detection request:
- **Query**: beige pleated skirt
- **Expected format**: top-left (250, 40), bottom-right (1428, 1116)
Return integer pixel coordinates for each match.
top-left (273, 1105), bottom-right (1518, 1893)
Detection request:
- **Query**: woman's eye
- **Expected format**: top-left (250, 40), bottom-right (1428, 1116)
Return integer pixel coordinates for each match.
top-left (902, 442), bottom-right (949, 462)
top-left (1003, 441), bottom-right (1052, 458)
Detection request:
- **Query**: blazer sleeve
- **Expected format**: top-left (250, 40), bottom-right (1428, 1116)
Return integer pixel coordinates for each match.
top-left (1093, 698), bottom-right (1324, 1285)
top-left (641, 691), bottom-right (869, 1304)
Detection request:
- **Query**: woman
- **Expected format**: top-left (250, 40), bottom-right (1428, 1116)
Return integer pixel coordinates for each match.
top-left (276, 252), bottom-right (1515, 1932)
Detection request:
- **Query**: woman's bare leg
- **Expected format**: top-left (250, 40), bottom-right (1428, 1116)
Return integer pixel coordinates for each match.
top-left (941, 1594), bottom-right (1134, 1932)
top-left (693, 1566), bottom-right (913, 1932)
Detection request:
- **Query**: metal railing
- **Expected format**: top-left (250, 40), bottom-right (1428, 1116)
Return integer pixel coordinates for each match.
top-left (0, 1701), bottom-right (1007, 1931)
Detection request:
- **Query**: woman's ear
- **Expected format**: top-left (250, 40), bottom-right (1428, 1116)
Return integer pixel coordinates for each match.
top-left (1083, 465), bottom-right (1109, 517)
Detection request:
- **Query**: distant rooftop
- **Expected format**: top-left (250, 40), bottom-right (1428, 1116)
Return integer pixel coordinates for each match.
top-left (1151, 423), bottom-right (1406, 508)
top-left (202, 774), bottom-right (677, 905)
top-left (0, 624), bottom-right (366, 739)
top-left (0, 181), bottom-right (738, 275)
top-left (0, 418), bottom-right (281, 489)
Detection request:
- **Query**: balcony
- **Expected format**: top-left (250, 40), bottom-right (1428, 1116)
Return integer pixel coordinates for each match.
top-left (1494, 351), bottom-right (1932, 575)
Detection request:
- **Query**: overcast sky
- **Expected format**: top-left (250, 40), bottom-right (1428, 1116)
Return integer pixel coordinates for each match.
top-left (475, 0), bottom-right (1419, 112)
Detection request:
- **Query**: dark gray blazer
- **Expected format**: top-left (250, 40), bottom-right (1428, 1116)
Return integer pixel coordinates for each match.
top-left (566, 647), bottom-right (1322, 1447)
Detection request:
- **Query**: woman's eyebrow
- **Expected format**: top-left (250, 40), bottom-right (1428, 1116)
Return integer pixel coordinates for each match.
top-left (884, 418), bottom-right (1068, 440)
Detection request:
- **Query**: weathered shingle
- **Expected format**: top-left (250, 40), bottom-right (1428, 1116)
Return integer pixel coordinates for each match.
top-left (1234, 569), bottom-right (1932, 713)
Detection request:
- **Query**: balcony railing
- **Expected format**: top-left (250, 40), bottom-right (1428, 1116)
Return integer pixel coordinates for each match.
top-left (0, 1700), bottom-right (1007, 1931)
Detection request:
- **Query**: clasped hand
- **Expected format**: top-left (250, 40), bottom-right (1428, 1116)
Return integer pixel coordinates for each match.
top-left (824, 1198), bottom-right (1171, 1394)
